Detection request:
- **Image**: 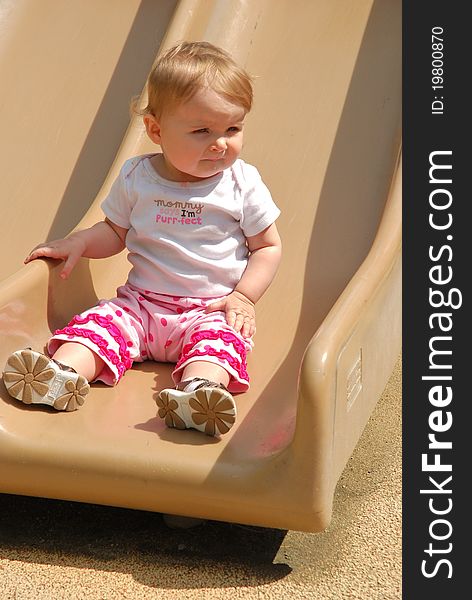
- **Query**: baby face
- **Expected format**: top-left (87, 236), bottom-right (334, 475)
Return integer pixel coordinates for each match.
top-left (146, 88), bottom-right (246, 182)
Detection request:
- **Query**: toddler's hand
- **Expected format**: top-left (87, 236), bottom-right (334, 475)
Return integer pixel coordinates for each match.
top-left (24, 235), bottom-right (86, 279)
top-left (206, 291), bottom-right (256, 338)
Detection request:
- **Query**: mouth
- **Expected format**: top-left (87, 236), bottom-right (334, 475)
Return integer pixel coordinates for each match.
top-left (203, 155), bottom-right (225, 162)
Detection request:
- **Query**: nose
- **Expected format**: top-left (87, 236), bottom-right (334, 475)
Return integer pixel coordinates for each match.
top-left (211, 136), bottom-right (227, 152)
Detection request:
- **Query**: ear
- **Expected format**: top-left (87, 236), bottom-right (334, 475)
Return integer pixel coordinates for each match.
top-left (143, 114), bottom-right (162, 144)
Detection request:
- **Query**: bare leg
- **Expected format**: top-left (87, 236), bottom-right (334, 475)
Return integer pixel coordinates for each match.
top-left (180, 360), bottom-right (230, 387)
top-left (52, 342), bottom-right (104, 382)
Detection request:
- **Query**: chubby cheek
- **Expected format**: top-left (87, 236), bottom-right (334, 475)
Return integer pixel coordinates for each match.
top-left (172, 147), bottom-right (201, 169)
top-left (228, 136), bottom-right (243, 156)
top-left (183, 141), bottom-right (207, 163)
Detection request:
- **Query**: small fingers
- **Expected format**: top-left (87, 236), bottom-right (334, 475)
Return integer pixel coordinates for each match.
top-left (233, 311), bottom-right (246, 333)
top-left (209, 293), bottom-right (255, 338)
top-left (241, 316), bottom-right (256, 339)
top-left (23, 241), bottom-right (80, 279)
top-left (205, 300), bottom-right (224, 314)
top-left (227, 310), bottom-right (255, 338)
top-left (25, 243), bottom-right (64, 261)
top-left (60, 253), bottom-right (80, 279)
top-left (25, 247), bottom-right (52, 264)
top-left (225, 309), bottom-right (237, 330)
top-left (242, 318), bottom-right (256, 339)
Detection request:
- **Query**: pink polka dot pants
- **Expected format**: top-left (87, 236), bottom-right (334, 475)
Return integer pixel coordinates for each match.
top-left (47, 284), bottom-right (253, 392)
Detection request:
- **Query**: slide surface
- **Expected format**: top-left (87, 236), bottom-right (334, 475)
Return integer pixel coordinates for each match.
top-left (0, 0), bottom-right (401, 532)
top-left (0, 0), bottom-right (176, 282)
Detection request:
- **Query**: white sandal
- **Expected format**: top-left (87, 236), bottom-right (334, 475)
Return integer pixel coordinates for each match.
top-left (156, 378), bottom-right (237, 436)
top-left (3, 349), bottom-right (89, 411)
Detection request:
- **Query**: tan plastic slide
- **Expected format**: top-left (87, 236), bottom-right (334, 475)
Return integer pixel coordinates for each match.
top-left (0, 0), bottom-right (401, 533)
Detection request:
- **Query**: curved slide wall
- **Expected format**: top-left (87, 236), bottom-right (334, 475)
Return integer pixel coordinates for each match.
top-left (0, 0), bottom-right (176, 281)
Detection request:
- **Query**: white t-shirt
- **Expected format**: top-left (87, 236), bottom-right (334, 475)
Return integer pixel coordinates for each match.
top-left (101, 154), bottom-right (280, 298)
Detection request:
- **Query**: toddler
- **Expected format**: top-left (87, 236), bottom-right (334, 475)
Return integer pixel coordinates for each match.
top-left (2, 41), bottom-right (282, 436)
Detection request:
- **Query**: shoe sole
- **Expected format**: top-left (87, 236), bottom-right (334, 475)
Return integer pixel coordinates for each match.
top-left (3, 349), bottom-right (89, 411)
top-left (156, 387), bottom-right (236, 436)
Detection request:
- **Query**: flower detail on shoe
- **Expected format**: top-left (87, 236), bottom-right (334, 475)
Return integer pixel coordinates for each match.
top-left (190, 390), bottom-right (236, 436)
top-left (54, 378), bottom-right (90, 411)
top-left (3, 351), bottom-right (55, 404)
top-left (156, 392), bottom-right (187, 429)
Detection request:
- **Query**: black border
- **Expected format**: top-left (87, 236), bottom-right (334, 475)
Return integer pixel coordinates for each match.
top-left (403, 2), bottom-right (468, 597)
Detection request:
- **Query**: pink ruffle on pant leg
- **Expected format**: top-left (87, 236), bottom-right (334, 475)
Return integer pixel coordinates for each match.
top-left (48, 284), bottom-right (253, 392)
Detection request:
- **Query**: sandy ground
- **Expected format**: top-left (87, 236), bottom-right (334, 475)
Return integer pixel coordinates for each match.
top-left (0, 357), bottom-right (401, 600)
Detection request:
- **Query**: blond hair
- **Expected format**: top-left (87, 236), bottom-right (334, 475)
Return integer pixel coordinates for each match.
top-left (136, 41), bottom-right (253, 118)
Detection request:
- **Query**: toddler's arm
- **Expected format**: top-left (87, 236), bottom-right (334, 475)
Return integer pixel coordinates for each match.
top-left (24, 218), bottom-right (128, 279)
top-left (206, 223), bottom-right (282, 338)
top-left (234, 223), bottom-right (282, 304)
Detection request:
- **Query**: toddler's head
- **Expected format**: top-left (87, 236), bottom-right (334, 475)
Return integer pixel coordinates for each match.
top-left (142, 41), bottom-right (253, 119)
top-left (140, 41), bottom-right (254, 182)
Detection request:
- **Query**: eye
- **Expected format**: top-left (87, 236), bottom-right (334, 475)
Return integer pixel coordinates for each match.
top-left (192, 128), bottom-right (209, 134)
top-left (227, 126), bottom-right (241, 133)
